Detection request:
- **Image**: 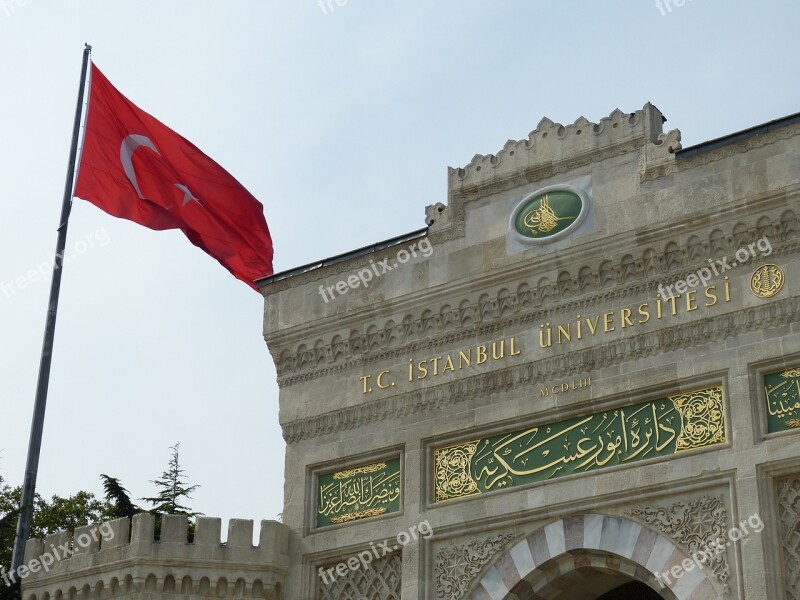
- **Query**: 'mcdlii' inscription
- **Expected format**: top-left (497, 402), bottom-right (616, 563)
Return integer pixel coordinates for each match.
top-left (433, 385), bottom-right (725, 502)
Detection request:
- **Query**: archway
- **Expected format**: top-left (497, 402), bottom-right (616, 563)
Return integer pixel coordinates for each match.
top-left (466, 514), bottom-right (721, 600)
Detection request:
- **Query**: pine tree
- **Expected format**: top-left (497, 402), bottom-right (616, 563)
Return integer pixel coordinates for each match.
top-left (141, 443), bottom-right (200, 516)
top-left (99, 475), bottom-right (139, 520)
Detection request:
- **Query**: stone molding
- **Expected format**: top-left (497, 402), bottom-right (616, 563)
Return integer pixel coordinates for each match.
top-left (641, 122), bottom-right (800, 183)
top-left (21, 514), bottom-right (289, 600)
top-left (446, 104), bottom-right (665, 201)
top-left (434, 533), bottom-right (514, 600)
top-left (282, 292), bottom-right (798, 443)
top-left (628, 495), bottom-right (730, 594)
top-left (465, 514), bottom-right (721, 600)
top-left (272, 206), bottom-right (798, 384)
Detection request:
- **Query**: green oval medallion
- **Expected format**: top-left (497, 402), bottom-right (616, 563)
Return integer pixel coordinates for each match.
top-left (513, 190), bottom-right (583, 240)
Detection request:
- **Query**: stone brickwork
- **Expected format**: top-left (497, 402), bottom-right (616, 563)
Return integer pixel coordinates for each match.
top-left (20, 513), bottom-right (289, 600)
top-left (260, 102), bottom-right (800, 599)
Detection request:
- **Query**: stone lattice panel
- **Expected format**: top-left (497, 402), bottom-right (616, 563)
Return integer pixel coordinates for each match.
top-left (777, 474), bottom-right (800, 600)
top-left (319, 552), bottom-right (401, 600)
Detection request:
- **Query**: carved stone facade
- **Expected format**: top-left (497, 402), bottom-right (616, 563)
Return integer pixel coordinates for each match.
top-left (628, 496), bottom-right (730, 592)
top-left (256, 103), bottom-right (800, 599)
top-left (318, 553), bottom-right (401, 600)
top-left (434, 534), bottom-right (513, 600)
top-left (777, 474), bottom-right (800, 600)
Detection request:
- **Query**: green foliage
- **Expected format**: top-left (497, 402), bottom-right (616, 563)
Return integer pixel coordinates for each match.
top-left (99, 475), bottom-right (139, 520)
top-left (141, 443), bottom-right (200, 516)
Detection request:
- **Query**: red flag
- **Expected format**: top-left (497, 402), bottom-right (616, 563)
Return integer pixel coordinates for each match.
top-left (74, 63), bottom-right (273, 289)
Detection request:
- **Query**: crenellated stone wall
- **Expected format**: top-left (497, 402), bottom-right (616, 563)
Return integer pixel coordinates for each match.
top-left (19, 514), bottom-right (289, 600)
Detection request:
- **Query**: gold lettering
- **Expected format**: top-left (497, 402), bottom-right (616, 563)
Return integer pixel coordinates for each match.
top-left (541, 387), bottom-right (550, 397)
top-left (459, 349), bottom-right (471, 368)
top-left (557, 324), bottom-right (571, 343)
top-left (443, 355), bottom-right (455, 373)
top-left (492, 340), bottom-right (505, 360)
top-left (561, 383), bottom-right (569, 392)
top-left (656, 297), bottom-right (663, 319)
top-left (686, 290), bottom-right (698, 312)
top-left (667, 295), bottom-right (678, 316)
top-left (576, 315), bottom-right (583, 339)
top-left (620, 308), bottom-right (633, 328)
top-left (552, 385), bottom-right (559, 394)
top-left (510, 337), bottom-right (521, 356)
top-left (360, 375), bottom-right (371, 394)
top-left (431, 355), bottom-right (442, 375)
top-left (705, 285), bottom-right (718, 307)
top-left (377, 370), bottom-right (392, 389)
top-left (586, 316), bottom-right (600, 335)
top-left (724, 276), bottom-right (731, 302)
top-left (408, 359), bottom-right (413, 382)
top-left (539, 325), bottom-right (552, 348)
top-left (476, 345), bottom-right (488, 364)
top-left (417, 360), bottom-right (428, 379)
top-left (603, 312), bottom-right (615, 332)
top-left (582, 377), bottom-right (591, 387)
top-left (638, 303), bottom-right (650, 324)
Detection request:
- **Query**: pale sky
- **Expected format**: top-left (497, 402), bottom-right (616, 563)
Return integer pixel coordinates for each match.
top-left (0, 1), bottom-right (798, 538)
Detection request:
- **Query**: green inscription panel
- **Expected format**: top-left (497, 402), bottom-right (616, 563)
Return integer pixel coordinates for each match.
top-left (514, 190), bottom-right (583, 239)
top-left (764, 366), bottom-right (800, 433)
top-left (434, 386), bottom-right (725, 502)
top-left (316, 458), bottom-right (401, 528)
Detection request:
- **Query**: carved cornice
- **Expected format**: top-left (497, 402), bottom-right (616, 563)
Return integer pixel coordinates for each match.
top-left (447, 104), bottom-right (664, 198)
top-left (272, 204), bottom-right (799, 384)
top-left (282, 293), bottom-right (800, 443)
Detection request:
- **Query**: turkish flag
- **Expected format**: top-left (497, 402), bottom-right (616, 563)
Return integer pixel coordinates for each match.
top-left (74, 63), bottom-right (273, 289)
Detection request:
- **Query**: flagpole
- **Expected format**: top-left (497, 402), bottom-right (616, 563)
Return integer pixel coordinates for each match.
top-left (11, 44), bottom-right (92, 576)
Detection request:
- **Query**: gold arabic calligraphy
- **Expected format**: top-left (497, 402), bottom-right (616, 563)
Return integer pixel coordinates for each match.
top-left (434, 386), bottom-right (725, 502)
top-left (522, 195), bottom-right (576, 235)
top-left (317, 459), bottom-right (401, 527)
top-left (765, 367), bottom-right (800, 431)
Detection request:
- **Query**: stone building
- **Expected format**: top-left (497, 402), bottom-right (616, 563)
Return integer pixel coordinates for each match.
top-left (21, 104), bottom-right (800, 600)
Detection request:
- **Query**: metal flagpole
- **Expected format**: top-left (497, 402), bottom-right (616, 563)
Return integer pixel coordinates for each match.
top-left (11, 43), bottom-right (93, 575)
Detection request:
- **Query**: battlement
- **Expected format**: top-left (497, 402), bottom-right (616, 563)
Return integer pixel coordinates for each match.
top-left (446, 102), bottom-right (678, 197)
top-left (19, 514), bottom-right (289, 600)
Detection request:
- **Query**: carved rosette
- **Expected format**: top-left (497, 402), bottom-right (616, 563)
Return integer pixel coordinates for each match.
top-left (434, 441), bottom-right (480, 502)
top-left (672, 387), bottom-right (726, 451)
top-left (628, 496), bottom-right (729, 593)
top-left (777, 474), bottom-right (800, 599)
top-left (435, 534), bottom-right (514, 600)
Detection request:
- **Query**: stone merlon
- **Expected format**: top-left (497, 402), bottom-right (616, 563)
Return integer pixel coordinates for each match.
top-left (20, 514), bottom-right (289, 600)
